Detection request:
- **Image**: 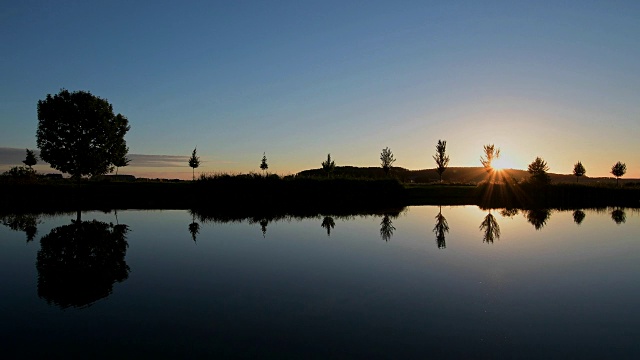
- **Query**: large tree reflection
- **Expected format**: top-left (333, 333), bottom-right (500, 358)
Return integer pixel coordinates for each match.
top-left (433, 207), bottom-right (449, 249)
top-left (37, 217), bottom-right (130, 309)
top-left (479, 212), bottom-right (500, 244)
top-left (380, 214), bottom-right (396, 242)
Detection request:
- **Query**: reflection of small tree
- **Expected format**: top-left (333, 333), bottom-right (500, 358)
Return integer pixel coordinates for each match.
top-left (23, 149), bottom-right (38, 169)
top-left (479, 212), bottom-right (500, 243)
top-left (611, 208), bottom-right (626, 224)
top-left (573, 161), bottom-right (586, 183)
top-left (380, 214), bottom-right (396, 241)
top-left (433, 207), bottom-right (449, 249)
top-left (188, 147), bottom-right (200, 181)
top-left (433, 140), bottom-right (450, 182)
top-left (321, 154), bottom-right (336, 177)
top-left (260, 153), bottom-right (269, 175)
top-left (380, 147), bottom-right (396, 176)
top-left (37, 220), bottom-right (130, 309)
top-left (528, 157), bottom-right (550, 184)
top-left (525, 209), bottom-right (551, 230)
top-left (259, 218), bottom-right (269, 237)
top-left (480, 144), bottom-right (500, 172)
top-left (188, 213), bottom-right (200, 242)
top-left (573, 210), bottom-right (586, 225)
top-left (610, 161), bottom-right (626, 186)
top-left (321, 216), bottom-right (335, 236)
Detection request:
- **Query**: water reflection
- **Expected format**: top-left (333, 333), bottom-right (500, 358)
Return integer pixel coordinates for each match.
top-left (433, 207), bottom-right (449, 249)
top-left (1, 213), bottom-right (40, 242)
top-left (259, 218), bottom-right (269, 237)
top-left (573, 210), bottom-right (586, 225)
top-left (321, 216), bottom-right (335, 237)
top-left (479, 212), bottom-right (500, 244)
top-left (380, 214), bottom-right (396, 242)
top-left (187, 210), bottom-right (200, 242)
top-left (611, 208), bottom-right (626, 224)
top-left (36, 216), bottom-right (130, 309)
top-left (500, 208), bottom-right (519, 218)
top-left (524, 209), bottom-right (551, 230)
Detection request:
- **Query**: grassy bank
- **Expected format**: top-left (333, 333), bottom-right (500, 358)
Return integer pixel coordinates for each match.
top-left (2, 174), bottom-right (640, 212)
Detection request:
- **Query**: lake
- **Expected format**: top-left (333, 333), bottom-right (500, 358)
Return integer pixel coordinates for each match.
top-left (1, 206), bottom-right (639, 359)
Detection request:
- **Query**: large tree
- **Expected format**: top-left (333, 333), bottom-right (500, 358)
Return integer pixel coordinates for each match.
top-left (611, 161), bottom-right (626, 186)
top-left (573, 161), bottom-right (586, 183)
top-left (432, 140), bottom-right (450, 181)
top-left (36, 89), bottom-right (130, 178)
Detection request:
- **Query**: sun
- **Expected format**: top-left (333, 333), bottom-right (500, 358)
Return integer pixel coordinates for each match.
top-left (492, 157), bottom-right (509, 171)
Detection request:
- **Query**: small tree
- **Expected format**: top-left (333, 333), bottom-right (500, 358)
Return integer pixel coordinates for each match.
top-left (480, 144), bottom-right (500, 172)
top-left (23, 149), bottom-right (38, 169)
top-left (321, 153), bottom-right (336, 177)
top-left (611, 161), bottom-right (626, 186)
top-left (573, 161), bottom-right (586, 183)
top-left (188, 147), bottom-right (200, 180)
top-left (528, 157), bottom-right (550, 184)
top-left (432, 140), bottom-right (450, 182)
top-left (113, 154), bottom-right (130, 176)
top-left (380, 147), bottom-right (396, 176)
top-left (260, 152), bottom-right (268, 175)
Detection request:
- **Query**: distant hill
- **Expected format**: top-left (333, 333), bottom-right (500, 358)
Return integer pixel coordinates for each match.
top-left (297, 166), bottom-right (637, 185)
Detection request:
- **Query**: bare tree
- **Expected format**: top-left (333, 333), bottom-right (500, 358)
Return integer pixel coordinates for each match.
top-left (480, 144), bottom-right (500, 172)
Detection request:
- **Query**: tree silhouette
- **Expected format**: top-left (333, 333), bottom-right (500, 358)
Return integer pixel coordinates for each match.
top-left (1, 213), bottom-right (40, 242)
top-left (525, 209), bottom-right (551, 230)
top-left (36, 219), bottom-right (130, 309)
top-left (23, 149), bottom-right (37, 169)
top-left (479, 212), bottom-right (500, 243)
top-left (611, 208), bottom-right (626, 224)
top-left (433, 207), bottom-right (449, 249)
top-left (380, 147), bottom-right (396, 176)
top-left (321, 154), bottom-right (336, 177)
top-left (260, 152), bottom-right (268, 175)
top-left (610, 161), bottom-right (626, 186)
top-left (480, 144), bottom-right (500, 172)
top-left (573, 210), bottom-right (586, 225)
top-left (528, 157), bottom-right (550, 184)
top-left (188, 147), bottom-right (200, 180)
top-left (321, 216), bottom-right (335, 236)
top-left (380, 214), bottom-right (396, 241)
top-left (37, 89), bottom-right (130, 179)
top-left (573, 161), bottom-right (586, 183)
top-left (433, 140), bottom-right (450, 182)
top-left (113, 152), bottom-right (130, 176)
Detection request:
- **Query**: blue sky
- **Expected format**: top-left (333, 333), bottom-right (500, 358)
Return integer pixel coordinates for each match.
top-left (2, 1), bottom-right (639, 178)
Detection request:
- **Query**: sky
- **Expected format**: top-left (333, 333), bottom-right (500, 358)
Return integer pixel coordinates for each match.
top-left (1, 0), bottom-right (639, 179)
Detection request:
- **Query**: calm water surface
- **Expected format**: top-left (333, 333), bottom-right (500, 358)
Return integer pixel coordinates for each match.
top-left (1, 206), bottom-right (639, 359)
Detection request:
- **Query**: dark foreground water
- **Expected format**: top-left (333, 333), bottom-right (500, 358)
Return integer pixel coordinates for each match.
top-left (1, 206), bottom-right (639, 359)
